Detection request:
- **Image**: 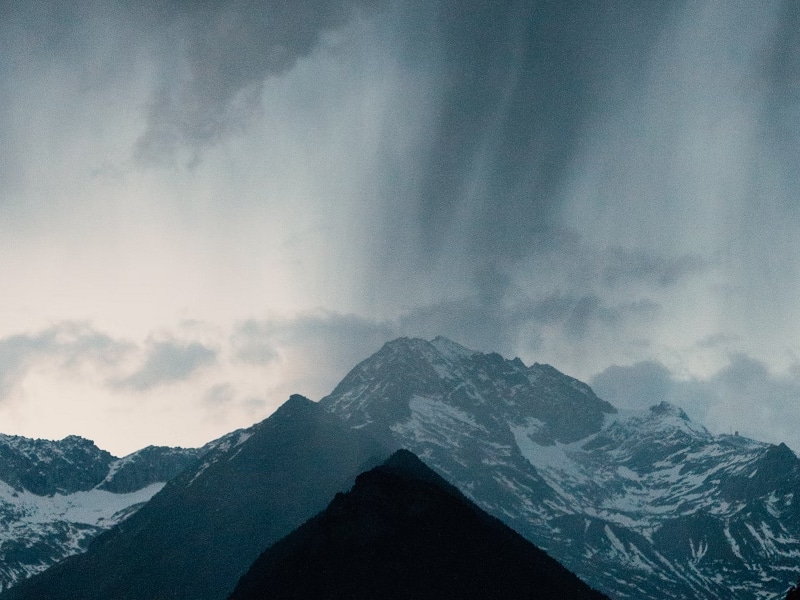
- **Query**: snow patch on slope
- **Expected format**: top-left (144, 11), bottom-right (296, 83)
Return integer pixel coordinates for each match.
top-left (391, 396), bottom-right (487, 447)
top-left (0, 481), bottom-right (164, 538)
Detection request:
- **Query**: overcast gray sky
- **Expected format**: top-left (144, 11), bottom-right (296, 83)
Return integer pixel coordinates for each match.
top-left (1, 0), bottom-right (799, 455)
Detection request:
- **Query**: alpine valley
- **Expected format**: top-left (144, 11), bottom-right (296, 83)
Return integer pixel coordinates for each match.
top-left (1, 336), bottom-right (799, 600)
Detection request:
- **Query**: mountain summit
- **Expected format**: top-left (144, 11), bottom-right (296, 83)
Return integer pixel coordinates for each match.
top-left (321, 336), bottom-right (800, 600)
top-left (229, 449), bottom-right (609, 600)
top-left (323, 336), bottom-right (616, 445)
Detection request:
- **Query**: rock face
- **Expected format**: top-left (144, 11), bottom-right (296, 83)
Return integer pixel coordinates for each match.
top-left (0, 434), bottom-right (198, 591)
top-left (320, 337), bottom-right (800, 600)
top-left (325, 336), bottom-right (616, 446)
top-left (2, 395), bottom-right (391, 600)
top-left (228, 449), bottom-right (609, 600)
top-left (97, 445), bottom-right (202, 494)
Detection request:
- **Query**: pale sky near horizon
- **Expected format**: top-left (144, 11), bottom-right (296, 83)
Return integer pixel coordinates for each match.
top-left (2, 0), bottom-right (800, 455)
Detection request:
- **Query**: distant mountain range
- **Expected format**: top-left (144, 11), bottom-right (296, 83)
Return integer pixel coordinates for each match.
top-left (0, 336), bottom-right (799, 599)
top-left (0, 434), bottom-right (197, 590)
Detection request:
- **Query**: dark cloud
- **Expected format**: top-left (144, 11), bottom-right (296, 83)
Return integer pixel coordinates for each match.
top-left (234, 311), bottom-right (395, 365)
top-left (531, 294), bottom-right (627, 338)
top-left (601, 246), bottom-right (708, 288)
top-left (531, 293), bottom-right (658, 340)
top-left (229, 312), bottom-right (397, 399)
top-left (232, 322), bottom-right (280, 366)
top-left (360, 1), bottom-right (704, 337)
top-left (591, 361), bottom-right (676, 409)
top-left (591, 353), bottom-right (800, 450)
top-left (379, 0), bottom-right (677, 275)
top-left (714, 354), bottom-right (771, 392)
top-left (696, 333), bottom-right (738, 349)
top-left (133, 0), bottom-right (386, 165)
top-left (203, 382), bottom-right (235, 406)
top-left (590, 360), bottom-right (720, 430)
top-left (396, 292), bottom-right (659, 359)
top-left (761, 0), bottom-right (800, 159)
top-left (709, 356), bottom-right (800, 448)
top-left (397, 298), bottom-right (523, 358)
top-left (114, 339), bottom-right (216, 391)
top-left (701, 356), bottom-right (800, 447)
top-left (55, 322), bottom-right (133, 368)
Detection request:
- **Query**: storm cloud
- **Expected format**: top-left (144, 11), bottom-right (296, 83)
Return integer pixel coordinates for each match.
top-left (592, 354), bottom-right (800, 452)
top-left (133, 0), bottom-right (386, 165)
top-left (1, 0), bottom-right (800, 454)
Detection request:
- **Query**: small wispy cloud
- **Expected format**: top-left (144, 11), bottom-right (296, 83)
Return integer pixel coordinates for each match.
top-left (0, 322), bottom-right (133, 401)
top-left (601, 246), bottom-right (708, 288)
top-left (113, 339), bottom-right (217, 391)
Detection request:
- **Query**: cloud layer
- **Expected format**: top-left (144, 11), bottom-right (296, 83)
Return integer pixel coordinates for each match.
top-left (114, 339), bottom-right (217, 391)
top-left (592, 353), bottom-right (800, 450)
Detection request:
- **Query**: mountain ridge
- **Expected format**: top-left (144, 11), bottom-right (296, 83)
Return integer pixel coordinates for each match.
top-left (3, 336), bottom-right (800, 598)
top-left (320, 336), bottom-right (800, 599)
top-left (1, 394), bottom-right (392, 600)
top-left (0, 433), bottom-right (198, 591)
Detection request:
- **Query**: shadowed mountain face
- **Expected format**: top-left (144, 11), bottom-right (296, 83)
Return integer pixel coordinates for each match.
top-left (1, 395), bottom-right (390, 600)
top-left (320, 337), bottom-right (800, 599)
top-left (788, 583), bottom-right (800, 600)
top-left (229, 449), bottom-right (610, 600)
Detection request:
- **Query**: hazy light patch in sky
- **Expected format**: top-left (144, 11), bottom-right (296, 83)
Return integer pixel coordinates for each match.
top-left (0, 7), bottom-right (408, 332)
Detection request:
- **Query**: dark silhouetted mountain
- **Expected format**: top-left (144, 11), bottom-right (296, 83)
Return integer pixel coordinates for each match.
top-left (1, 395), bottom-right (390, 600)
top-left (229, 449), bottom-right (609, 600)
top-left (320, 336), bottom-right (800, 599)
top-left (0, 433), bottom-right (197, 591)
top-left (787, 581), bottom-right (800, 600)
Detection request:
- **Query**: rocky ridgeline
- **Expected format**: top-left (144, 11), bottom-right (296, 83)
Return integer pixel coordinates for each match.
top-left (321, 337), bottom-right (800, 599)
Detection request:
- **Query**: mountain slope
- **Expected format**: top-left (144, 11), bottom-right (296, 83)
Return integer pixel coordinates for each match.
top-left (0, 434), bottom-right (197, 591)
top-left (320, 337), bottom-right (800, 599)
top-left (229, 449), bottom-right (609, 600)
top-left (2, 395), bottom-right (391, 600)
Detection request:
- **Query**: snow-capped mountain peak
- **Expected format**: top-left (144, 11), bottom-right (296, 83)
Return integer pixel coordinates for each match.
top-left (323, 336), bottom-right (615, 445)
top-left (321, 336), bottom-right (800, 600)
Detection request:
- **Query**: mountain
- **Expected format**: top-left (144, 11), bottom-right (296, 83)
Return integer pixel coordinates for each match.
top-left (2, 395), bottom-right (391, 600)
top-left (320, 336), bottom-right (800, 599)
top-left (229, 449), bottom-right (609, 600)
top-left (0, 433), bottom-right (197, 591)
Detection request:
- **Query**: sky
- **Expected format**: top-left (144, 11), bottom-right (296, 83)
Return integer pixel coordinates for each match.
top-left (1, 0), bottom-right (800, 455)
